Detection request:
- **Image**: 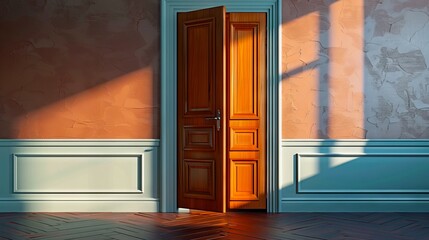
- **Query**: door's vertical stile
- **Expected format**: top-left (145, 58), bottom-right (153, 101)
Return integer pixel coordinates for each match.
top-left (225, 13), bottom-right (231, 210)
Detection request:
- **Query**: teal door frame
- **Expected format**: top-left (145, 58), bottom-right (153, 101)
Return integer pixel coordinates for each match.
top-left (160, 0), bottom-right (282, 212)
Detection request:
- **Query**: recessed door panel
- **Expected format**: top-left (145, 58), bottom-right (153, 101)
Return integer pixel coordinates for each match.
top-left (230, 24), bottom-right (259, 119)
top-left (184, 159), bottom-right (215, 199)
top-left (230, 160), bottom-right (258, 200)
top-left (230, 121), bottom-right (260, 151)
top-left (184, 20), bottom-right (215, 115)
top-left (184, 126), bottom-right (215, 151)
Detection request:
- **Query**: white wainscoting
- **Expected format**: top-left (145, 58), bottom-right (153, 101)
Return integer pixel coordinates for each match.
top-left (0, 140), bottom-right (159, 212)
top-left (281, 140), bottom-right (429, 212)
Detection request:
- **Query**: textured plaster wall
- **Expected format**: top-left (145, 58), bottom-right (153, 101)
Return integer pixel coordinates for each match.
top-left (0, 0), bottom-right (159, 138)
top-left (282, 0), bottom-right (429, 139)
top-left (364, 0), bottom-right (429, 138)
top-left (1, 0), bottom-right (427, 140)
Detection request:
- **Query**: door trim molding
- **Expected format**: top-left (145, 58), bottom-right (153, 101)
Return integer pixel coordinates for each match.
top-left (161, 0), bottom-right (281, 212)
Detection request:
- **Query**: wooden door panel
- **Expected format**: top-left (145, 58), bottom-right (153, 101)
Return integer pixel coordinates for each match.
top-left (230, 160), bottom-right (259, 200)
top-left (229, 121), bottom-right (260, 151)
top-left (230, 23), bottom-right (260, 119)
top-left (184, 126), bottom-right (215, 151)
top-left (178, 6), bottom-right (226, 212)
top-left (184, 19), bottom-right (215, 115)
top-left (227, 13), bottom-right (266, 210)
top-left (184, 159), bottom-right (215, 199)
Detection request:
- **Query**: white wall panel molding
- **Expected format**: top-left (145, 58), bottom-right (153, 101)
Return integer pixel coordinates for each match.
top-left (281, 139), bottom-right (429, 212)
top-left (13, 153), bottom-right (144, 194)
top-left (296, 153), bottom-right (429, 194)
top-left (0, 139), bottom-right (159, 212)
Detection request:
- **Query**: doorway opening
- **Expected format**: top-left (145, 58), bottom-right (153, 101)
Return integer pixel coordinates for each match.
top-left (160, 0), bottom-right (281, 213)
top-left (177, 7), bottom-right (266, 212)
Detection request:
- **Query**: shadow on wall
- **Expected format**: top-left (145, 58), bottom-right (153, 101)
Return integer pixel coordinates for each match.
top-left (282, 0), bottom-right (342, 179)
top-left (282, 0), bottom-right (429, 140)
top-left (363, 0), bottom-right (429, 139)
top-left (224, 0), bottom-right (429, 211)
top-left (0, 0), bottom-right (160, 139)
top-left (287, 142), bottom-right (428, 193)
top-left (280, 0), bottom-right (429, 212)
top-left (295, 154), bottom-right (429, 194)
top-left (282, 0), bottom-right (362, 139)
top-left (280, 139), bottom-right (429, 212)
top-left (0, 0), bottom-right (428, 211)
top-left (0, 0), bottom-right (161, 213)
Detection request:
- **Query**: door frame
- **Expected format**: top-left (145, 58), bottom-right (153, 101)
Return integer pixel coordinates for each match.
top-left (160, 0), bottom-right (282, 213)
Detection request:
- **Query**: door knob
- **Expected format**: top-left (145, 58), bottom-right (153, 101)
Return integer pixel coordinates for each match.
top-left (205, 109), bottom-right (221, 131)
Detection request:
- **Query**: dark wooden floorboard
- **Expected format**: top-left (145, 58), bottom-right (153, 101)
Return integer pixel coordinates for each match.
top-left (0, 212), bottom-right (428, 239)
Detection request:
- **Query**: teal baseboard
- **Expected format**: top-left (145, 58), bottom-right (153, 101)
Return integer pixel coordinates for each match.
top-left (281, 200), bottom-right (429, 212)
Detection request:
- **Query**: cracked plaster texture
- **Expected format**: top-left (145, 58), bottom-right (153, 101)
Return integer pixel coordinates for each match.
top-left (0, 0), bottom-right (159, 138)
top-left (0, 0), bottom-right (428, 139)
top-left (282, 0), bottom-right (429, 139)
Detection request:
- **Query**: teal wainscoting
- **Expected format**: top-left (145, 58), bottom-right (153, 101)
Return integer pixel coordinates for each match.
top-left (280, 140), bottom-right (429, 212)
top-left (0, 140), bottom-right (159, 212)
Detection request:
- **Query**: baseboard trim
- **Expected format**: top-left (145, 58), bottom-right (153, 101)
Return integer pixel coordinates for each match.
top-left (0, 200), bottom-right (159, 212)
top-left (281, 200), bottom-right (429, 212)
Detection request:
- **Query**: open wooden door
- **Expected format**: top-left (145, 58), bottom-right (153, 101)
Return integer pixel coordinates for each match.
top-left (177, 6), bottom-right (226, 212)
top-left (178, 8), bottom-right (266, 212)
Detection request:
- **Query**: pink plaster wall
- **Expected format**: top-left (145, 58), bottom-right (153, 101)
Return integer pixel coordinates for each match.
top-left (1, 0), bottom-right (428, 140)
top-left (0, 0), bottom-right (159, 138)
top-left (282, 0), bottom-right (429, 139)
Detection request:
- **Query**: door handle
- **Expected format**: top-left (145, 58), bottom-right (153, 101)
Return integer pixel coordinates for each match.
top-left (205, 109), bottom-right (221, 131)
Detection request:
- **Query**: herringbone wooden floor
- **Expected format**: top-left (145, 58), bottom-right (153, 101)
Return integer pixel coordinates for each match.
top-left (0, 212), bottom-right (428, 240)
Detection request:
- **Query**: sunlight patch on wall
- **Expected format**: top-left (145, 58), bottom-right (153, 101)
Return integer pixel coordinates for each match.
top-left (328, 0), bottom-right (365, 138)
top-left (12, 68), bottom-right (159, 138)
top-left (0, 0), bottom-right (160, 139)
top-left (282, 0), bottom-right (366, 139)
top-left (282, 12), bottom-right (320, 138)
